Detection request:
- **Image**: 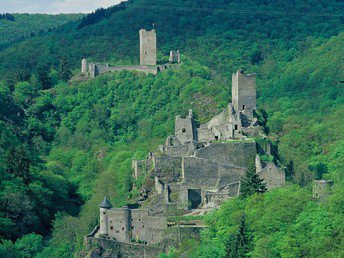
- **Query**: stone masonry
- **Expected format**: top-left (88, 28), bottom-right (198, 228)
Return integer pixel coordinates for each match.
top-left (139, 29), bottom-right (157, 66)
top-left (82, 28), bottom-right (180, 78)
top-left (85, 70), bottom-right (286, 257)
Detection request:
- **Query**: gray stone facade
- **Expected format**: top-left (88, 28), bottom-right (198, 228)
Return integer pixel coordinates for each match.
top-left (232, 69), bottom-right (256, 117)
top-left (139, 29), bottom-right (157, 66)
top-left (99, 198), bottom-right (167, 245)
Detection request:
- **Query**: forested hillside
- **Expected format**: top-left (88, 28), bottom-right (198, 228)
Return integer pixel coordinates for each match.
top-left (0, 0), bottom-right (343, 257)
top-left (0, 13), bottom-right (82, 49)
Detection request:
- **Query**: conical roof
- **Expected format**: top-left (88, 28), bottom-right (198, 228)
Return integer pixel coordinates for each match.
top-left (99, 197), bottom-right (112, 208)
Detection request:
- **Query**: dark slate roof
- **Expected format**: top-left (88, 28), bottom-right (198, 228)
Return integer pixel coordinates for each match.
top-left (99, 197), bottom-right (112, 208)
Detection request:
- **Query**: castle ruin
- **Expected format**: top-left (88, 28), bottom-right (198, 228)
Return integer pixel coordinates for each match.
top-left (81, 28), bottom-right (181, 78)
top-left (84, 69), bottom-right (286, 257)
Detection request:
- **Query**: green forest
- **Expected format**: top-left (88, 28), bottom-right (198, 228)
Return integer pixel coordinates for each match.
top-left (0, 0), bottom-right (343, 257)
top-left (0, 13), bottom-right (82, 49)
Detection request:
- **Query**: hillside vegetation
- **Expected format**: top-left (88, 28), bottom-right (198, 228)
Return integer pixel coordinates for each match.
top-left (0, 13), bottom-right (82, 49)
top-left (0, 0), bottom-right (343, 257)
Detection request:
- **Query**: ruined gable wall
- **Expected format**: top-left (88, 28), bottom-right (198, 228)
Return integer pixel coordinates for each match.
top-left (195, 141), bottom-right (256, 168)
top-left (197, 106), bottom-right (233, 142)
top-left (258, 162), bottom-right (285, 189)
top-left (175, 116), bottom-right (196, 144)
top-left (132, 159), bottom-right (152, 180)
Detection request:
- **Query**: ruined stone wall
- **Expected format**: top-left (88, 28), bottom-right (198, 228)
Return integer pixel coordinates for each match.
top-left (175, 116), bottom-right (197, 144)
top-left (107, 65), bottom-right (158, 75)
top-left (194, 141), bottom-right (256, 168)
top-left (143, 216), bottom-right (167, 244)
top-left (131, 209), bottom-right (149, 242)
top-left (182, 157), bottom-right (219, 188)
top-left (130, 209), bottom-right (167, 244)
top-left (139, 29), bottom-right (157, 66)
top-left (104, 208), bottom-right (167, 245)
top-left (313, 180), bottom-right (333, 201)
top-left (132, 159), bottom-right (152, 180)
top-left (232, 70), bottom-right (256, 113)
top-left (197, 107), bottom-right (232, 142)
top-left (154, 156), bottom-right (183, 182)
top-left (162, 144), bottom-right (192, 157)
top-left (106, 208), bottom-right (131, 243)
top-left (182, 157), bottom-right (244, 189)
top-left (84, 237), bottom-right (164, 258)
top-left (168, 183), bottom-right (188, 209)
top-left (258, 162), bottom-right (285, 189)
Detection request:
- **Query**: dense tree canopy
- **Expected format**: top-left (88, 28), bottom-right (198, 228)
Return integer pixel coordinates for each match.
top-left (0, 0), bottom-right (343, 257)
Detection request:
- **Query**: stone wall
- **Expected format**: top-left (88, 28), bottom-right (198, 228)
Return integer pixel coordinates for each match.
top-left (313, 180), bottom-right (333, 201)
top-left (258, 162), bottom-right (285, 189)
top-left (182, 157), bottom-right (244, 189)
top-left (139, 29), bottom-right (157, 66)
top-left (197, 107), bottom-right (233, 142)
top-left (103, 207), bottom-right (167, 245)
top-left (132, 159), bottom-right (152, 180)
top-left (175, 114), bottom-right (197, 144)
top-left (105, 208), bottom-right (131, 242)
top-left (161, 144), bottom-right (192, 157)
top-left (84, 237), bottom-right (164, 258)
top-left (131, 210), bottom-right (167, 244)
top-left (154, 156), bottom-right (183, 182)
top-left (194, 141), bottom-right (256, 168)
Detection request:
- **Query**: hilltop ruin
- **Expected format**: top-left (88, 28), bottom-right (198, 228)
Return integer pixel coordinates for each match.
top-left (83, 69), bottom-right (286, 257)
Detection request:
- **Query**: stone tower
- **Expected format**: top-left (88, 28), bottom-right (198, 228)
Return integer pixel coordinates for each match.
top-left (81, 58), bottom-right (88, 74)
top-left (99, 197), bottom-right (112, 236)
top-left (139, 29), bottom-right (157, 66)
top-left (232, 69), bottom-right (256, 114)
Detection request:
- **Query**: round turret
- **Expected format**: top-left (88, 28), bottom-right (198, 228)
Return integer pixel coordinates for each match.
top-left (99, 197), bottom-right (112, 236)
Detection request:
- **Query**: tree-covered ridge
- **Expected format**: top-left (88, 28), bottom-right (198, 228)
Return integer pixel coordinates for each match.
top-left (0, 0), bottom-right (343, 78)
top-left (0, 13), bottom-right (83, 49)
top-left (0, 14), bottom-right (15, 22)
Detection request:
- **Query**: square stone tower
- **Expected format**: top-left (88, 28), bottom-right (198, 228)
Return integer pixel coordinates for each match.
top-left (232, 69), bottom-right (256, 113)
top-left (139, 29), bottom-right (157, 66)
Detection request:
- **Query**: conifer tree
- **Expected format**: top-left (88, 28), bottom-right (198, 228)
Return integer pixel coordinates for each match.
top-left (58, 57), bottom-right (72, 82)
top-left (240, 163), bottom-right (267, 198)
top-left (226, 214), bottom-right (252, 257)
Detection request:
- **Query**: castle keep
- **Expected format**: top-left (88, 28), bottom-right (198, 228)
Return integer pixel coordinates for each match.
top-left (139, 29), bottom-right (157, 66)
top-left (81, 28), bottom-right (181, 78)
top-left (84, 70), bottom-right (286, 257)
